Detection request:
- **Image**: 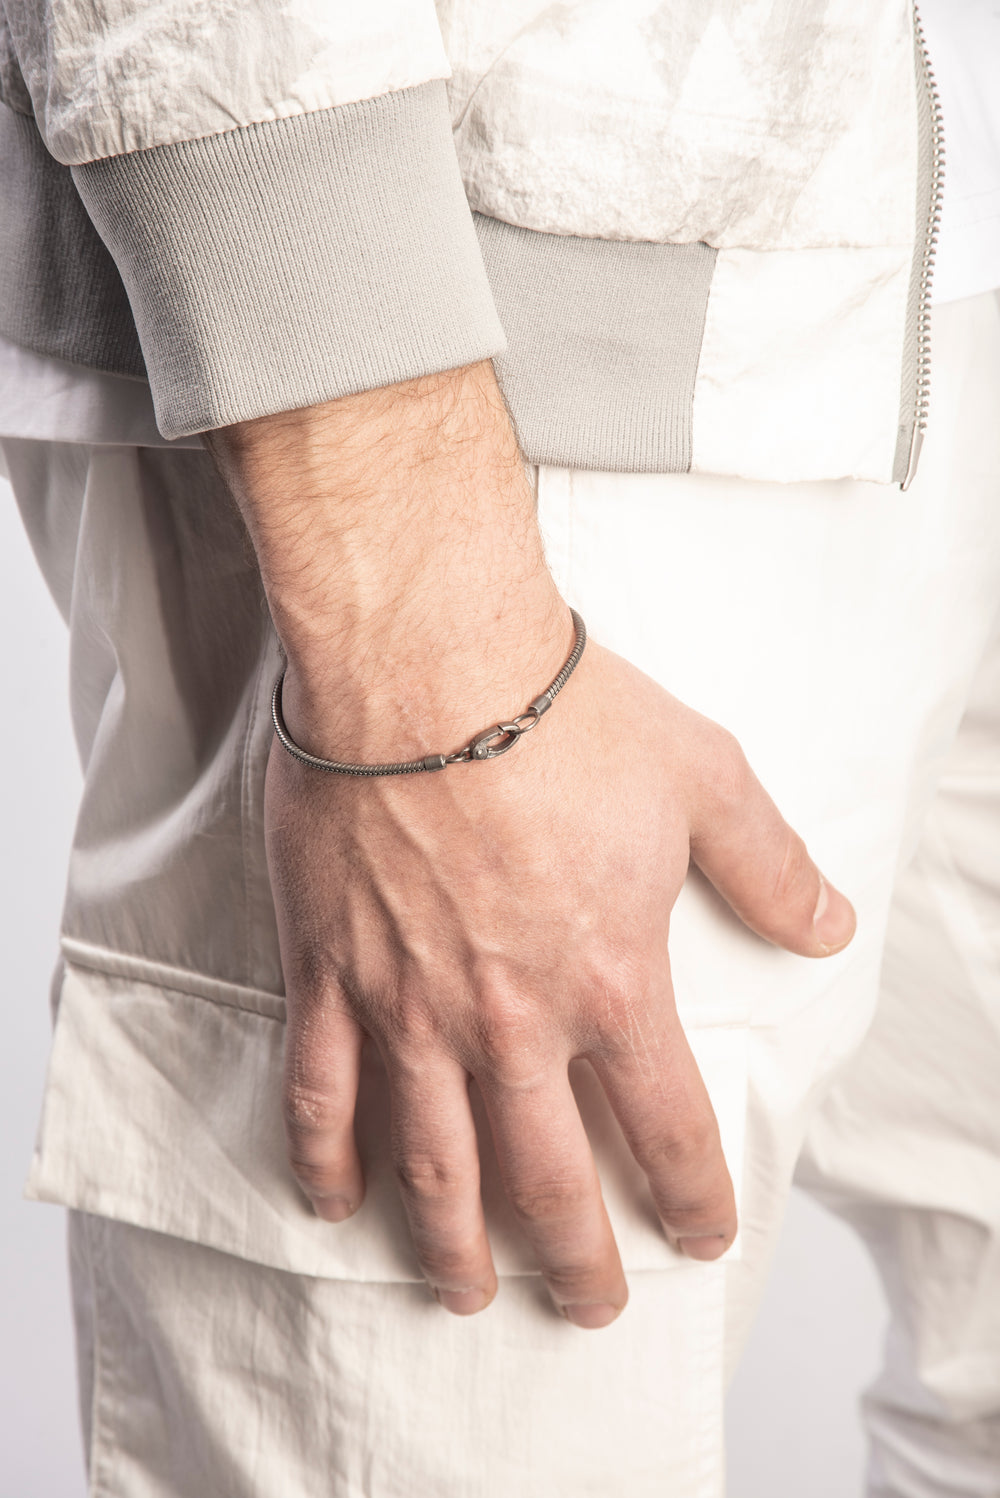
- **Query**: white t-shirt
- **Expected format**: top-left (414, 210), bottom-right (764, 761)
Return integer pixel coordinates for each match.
top-left (2, 4), bottom-right (998, 446)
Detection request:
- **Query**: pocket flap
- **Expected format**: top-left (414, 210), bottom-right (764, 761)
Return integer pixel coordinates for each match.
top-left (27, 944), bottom-right (747, 1279)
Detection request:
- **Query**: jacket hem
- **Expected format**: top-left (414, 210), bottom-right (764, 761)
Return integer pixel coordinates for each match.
top-left (476, 216), bottom-right (715, 473)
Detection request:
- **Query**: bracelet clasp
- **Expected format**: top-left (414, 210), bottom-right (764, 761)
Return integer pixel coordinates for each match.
top-left (467, 722), bottom-right (524, 760)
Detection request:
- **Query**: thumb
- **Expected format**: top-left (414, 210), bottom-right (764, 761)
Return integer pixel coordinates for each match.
top-left (687, 733), bottom-right (856, 958)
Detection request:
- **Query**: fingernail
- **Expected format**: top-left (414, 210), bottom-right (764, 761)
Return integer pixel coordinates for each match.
top-left (675, 1235), bottom-right (730, 1262)
top-left (312, 1195), bottom-right (355, 1222)
top-left (813, 876), bottom-right (855, 953)
top-left (560, 1302), bottom-right (621, 1329)
top-left (433, 1286), bottom-right (492, 1315)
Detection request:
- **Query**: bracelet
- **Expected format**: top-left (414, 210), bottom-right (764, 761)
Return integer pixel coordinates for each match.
top-left (270, 608), bottom-right (586, 777)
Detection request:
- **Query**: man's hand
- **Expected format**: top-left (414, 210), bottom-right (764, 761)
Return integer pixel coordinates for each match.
top-left (205, 362), bottom-right (855, 1329)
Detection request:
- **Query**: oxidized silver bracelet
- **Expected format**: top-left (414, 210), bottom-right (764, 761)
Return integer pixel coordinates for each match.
top-left (270, 608), bottom-right (586, 778)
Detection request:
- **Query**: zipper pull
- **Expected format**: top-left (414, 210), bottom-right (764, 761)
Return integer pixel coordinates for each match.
top-left (901, 424), bottom-right (924, 491)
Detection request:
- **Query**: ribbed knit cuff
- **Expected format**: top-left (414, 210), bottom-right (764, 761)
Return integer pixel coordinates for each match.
top-left (71, 81), bottom-right (506, 438)
top-left (476, 217), bottom-right (716, 473)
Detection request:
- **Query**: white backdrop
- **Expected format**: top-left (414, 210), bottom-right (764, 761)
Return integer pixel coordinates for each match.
top-left (0, 472), bottom-right (888, 1497)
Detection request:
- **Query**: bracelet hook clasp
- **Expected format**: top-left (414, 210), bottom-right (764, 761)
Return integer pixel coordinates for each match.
top-left (468, 722), bottom-right (524, 760)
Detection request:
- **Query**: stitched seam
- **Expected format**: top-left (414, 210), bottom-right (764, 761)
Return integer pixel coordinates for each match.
top-left (240, 645), bottom-right (270, 985)
top-left (695, 1264), bottom-right (727, 1496)
top-left (60, 939), bottom-right (285, 1021)
top-left (83, 1215), bottom-right (114, 1498)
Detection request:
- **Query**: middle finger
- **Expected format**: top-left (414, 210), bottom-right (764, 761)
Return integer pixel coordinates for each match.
top-left (478, 1069), bottom-right (628, 1328)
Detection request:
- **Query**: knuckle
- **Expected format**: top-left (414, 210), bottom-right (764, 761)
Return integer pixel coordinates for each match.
top-left (393, 1151), bottom-right (466, 1204)
top-left (418, 1239), bottom-right (483, 1285)
top-left (287, 952), bottom-right (331, 1004)
top-left (594, 968), bottom-right (654, 1048)
top-left (770, 828), bottom-right (814, 910)
top-left (283, 1078), bottom-right (341, 1138)
top-left (383, 998), bottom-right (440, 1051)
top-left (641, 1111), bottom-right (721, 1175)
top-left (545, 1262), bottom-right (612, 1303)
top-left (703, 726), bottom-right (753, 812)
top-left (660, 1182), bottom-right (737, 1239)
top-left (288, 1153), bottom-right (343, 1195)
top-left (507, 1174), bottom-right (589, 1224)
top-left (472, 994), bottom-right (539, 1081)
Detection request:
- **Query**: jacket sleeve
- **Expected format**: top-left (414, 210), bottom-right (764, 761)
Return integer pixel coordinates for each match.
top-left (1, 0), bottom-right (506, 438)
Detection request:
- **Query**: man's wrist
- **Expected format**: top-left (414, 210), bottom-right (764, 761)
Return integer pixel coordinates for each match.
top-left (203, 360), bottom-right (568, 757)
top-left (271, 610), bottom-right (587, 776)
top-left (275, 590), bottom-right (571, 768)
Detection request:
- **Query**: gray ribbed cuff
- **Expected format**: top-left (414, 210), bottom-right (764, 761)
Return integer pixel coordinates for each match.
top-left (71, 81), bottom-right (506, 438)
top-left (476, 217), bottom-right (716, 474)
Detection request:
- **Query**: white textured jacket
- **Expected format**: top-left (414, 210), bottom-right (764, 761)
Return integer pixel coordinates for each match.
top-left (0, 1), bottom-right (942, 483)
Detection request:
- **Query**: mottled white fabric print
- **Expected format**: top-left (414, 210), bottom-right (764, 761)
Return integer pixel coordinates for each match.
top-left (1, 0), bottom-right (919, 248)
top-left (2, 0), bottom-right (452, 161)
top-left (441, 0), bottom-right (917, 250)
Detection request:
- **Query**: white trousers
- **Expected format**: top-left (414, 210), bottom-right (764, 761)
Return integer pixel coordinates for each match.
top-left (5, 292), bottom-right (1000, 1497)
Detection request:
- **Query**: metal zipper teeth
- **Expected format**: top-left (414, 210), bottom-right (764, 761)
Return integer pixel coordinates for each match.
top-left (903, 1), bottom-right (946, 490)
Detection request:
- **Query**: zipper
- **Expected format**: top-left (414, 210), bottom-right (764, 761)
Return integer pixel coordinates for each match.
top-left (901, 1), bottom-right (946, 491)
